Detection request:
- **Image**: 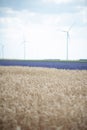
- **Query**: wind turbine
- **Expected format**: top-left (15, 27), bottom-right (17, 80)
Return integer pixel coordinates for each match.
top-left (21, 34), bottom-right (29, 60)
top-left (57, 23), bottom-right (74, 60)
top-left (0, 43), bottom-right (4, 59)
top-left (22, 39), bottom-right (26, 60)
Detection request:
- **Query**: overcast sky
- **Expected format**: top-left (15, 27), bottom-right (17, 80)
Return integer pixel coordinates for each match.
top-left (0, 0), bottom-right (87, 60)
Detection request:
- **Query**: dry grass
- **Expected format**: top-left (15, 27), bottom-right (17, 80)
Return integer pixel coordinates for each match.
top-left (0, 66), bottom-right (87, 130)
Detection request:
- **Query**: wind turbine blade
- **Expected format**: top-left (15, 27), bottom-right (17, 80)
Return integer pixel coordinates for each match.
top-left (57, 28), bottom-right (67, 32)
top-left (68, 22), bottom-right (75, 31)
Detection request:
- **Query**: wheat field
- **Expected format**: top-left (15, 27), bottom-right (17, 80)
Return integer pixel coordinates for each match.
top-left (0, 66), bottom-right (87, 130)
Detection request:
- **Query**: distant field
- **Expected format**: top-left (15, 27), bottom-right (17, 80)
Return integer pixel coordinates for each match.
top-left (0, 59), bottom-right (87, 70)
top-left (0, 66), bottom-right (87, 130)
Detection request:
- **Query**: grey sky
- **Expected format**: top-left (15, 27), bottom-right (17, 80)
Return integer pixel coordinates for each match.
top-left (0, 0), bottom-right (87, 59)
